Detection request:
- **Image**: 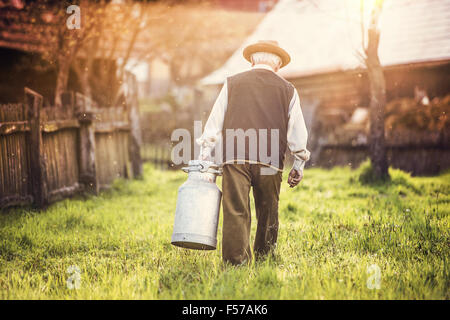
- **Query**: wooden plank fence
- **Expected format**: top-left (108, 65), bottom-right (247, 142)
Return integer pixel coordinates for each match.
top-left (0, 81), bottom-right (142, 209)
top-left (141, 143), bottom-right (173, 170)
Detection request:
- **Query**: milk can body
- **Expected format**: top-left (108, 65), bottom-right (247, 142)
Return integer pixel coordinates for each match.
top-left (171, 161), bottom-right (222, 250)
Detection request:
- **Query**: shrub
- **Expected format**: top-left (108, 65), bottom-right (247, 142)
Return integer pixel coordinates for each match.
top-left (357, 159), bottom-right (391, 185)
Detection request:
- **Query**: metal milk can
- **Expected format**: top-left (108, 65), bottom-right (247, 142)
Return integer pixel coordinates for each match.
top-left (171, 160), bottom-right (222, 250)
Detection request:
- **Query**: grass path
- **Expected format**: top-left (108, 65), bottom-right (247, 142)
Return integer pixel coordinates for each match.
top-left (0, 163), bottom-right (449, 299)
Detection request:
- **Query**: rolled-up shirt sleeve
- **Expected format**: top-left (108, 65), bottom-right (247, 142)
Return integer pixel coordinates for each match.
top-left (196, 80), bottom-right (228, 160)
top-left (287, 88), bottom-right (310, 171)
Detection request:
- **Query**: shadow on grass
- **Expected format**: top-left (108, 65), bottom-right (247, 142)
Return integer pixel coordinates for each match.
top-left (0, 191), bottom-right (95, 227)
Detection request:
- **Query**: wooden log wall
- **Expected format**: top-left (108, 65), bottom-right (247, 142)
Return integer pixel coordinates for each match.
top-left (0, 83), bottom-right (142, 209)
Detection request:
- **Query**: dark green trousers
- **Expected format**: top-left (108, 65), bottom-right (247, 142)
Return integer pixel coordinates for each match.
top-left (222, 163), bottom-right (282, 265)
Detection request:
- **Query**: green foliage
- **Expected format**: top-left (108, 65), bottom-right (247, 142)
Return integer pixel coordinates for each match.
top-left (357, 160), bottom-right (429, 197)
top-left (138, 98), bottom-right (163, 113)
top-left (139, 93), bottom-right (180, 114)
top-left (0, 164), bottom-right (448, 299)
top-left (357, 159), bottom-right (391, 185)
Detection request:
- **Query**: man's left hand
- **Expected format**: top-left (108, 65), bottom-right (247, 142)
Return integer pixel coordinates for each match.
top-left (288, 168), bottom-right (303, 188)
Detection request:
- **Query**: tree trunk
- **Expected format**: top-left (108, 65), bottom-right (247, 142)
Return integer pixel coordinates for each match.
top-left (55, 54), bottom-right (71, 107)
top-left (80, 66), bottom-right (92, 100)
top-left (366, 56), bottom-right (388, 180)
top-left (365, 0), bottom-right (389, 180)
top-left (54, 7), bottom-right (85, 107)
top-left (73, 59), bottom-right (92, 101)
top-left (126, 72), bottom-right (143, 178)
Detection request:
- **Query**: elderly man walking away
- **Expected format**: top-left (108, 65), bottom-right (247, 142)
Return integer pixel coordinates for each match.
top-left (197, 40), bottom-right (310, 266)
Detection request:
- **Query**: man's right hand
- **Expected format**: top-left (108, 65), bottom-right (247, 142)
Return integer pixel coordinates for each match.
top-left (199, 146), bottom-right (213, 161)
top-left (288, 168), bottom-right (303, 188)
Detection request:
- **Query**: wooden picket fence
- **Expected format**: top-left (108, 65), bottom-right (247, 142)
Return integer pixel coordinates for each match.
top-left (141, 143), bottom-right (173, 170)
top-left (0, 84), bottom-right (142, 209)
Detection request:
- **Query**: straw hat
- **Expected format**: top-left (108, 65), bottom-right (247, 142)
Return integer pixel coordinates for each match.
top-left (243, 40), bottom-right (291, 68)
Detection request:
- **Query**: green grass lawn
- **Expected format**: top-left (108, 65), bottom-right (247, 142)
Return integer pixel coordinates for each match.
top-left (0, 163), bottom-right (449, 299)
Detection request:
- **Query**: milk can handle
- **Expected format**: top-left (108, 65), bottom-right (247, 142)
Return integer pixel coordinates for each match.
top-left (182, 163), bottom-right (222, 175)
top-left (208, 168), bottom-right (222, 175)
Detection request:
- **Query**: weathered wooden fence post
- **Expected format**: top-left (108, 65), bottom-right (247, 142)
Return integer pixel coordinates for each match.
top-left (76, 93), bottom-right (98, 194)
top-left (25, 87), bottom-right (47, 208)
top-left (126, 72), bottom-right (143, 178)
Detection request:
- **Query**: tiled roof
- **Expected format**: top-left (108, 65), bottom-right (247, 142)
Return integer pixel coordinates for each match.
top-left (201, 0), bottom-right (450, 85)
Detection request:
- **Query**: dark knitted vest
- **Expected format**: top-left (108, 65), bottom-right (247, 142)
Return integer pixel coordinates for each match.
top-left (222, 68), bottom-right (294, 170)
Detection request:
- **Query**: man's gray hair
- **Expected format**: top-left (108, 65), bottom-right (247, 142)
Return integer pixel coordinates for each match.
top-left (250, 52), bottom-right (282, 67)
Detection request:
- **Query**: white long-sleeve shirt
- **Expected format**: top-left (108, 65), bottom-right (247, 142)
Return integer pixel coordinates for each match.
top-left (197, 64), bottom-right (310, 171)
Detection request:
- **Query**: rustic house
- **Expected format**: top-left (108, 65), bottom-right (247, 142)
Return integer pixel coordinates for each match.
top-left (0, 0), bottom-right (138, 105)
top-left (200, 0), bottom-right (450, 175)
top-left (0, 1), bottom-right (143, 209)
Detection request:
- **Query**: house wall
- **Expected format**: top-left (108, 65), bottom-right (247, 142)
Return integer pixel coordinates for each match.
top-left (289, 60), bottom-right (450, 121)
top-left (287, 60), bottom-right (450, 175)
top-left (215, 0), bottom-right (278, 12)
